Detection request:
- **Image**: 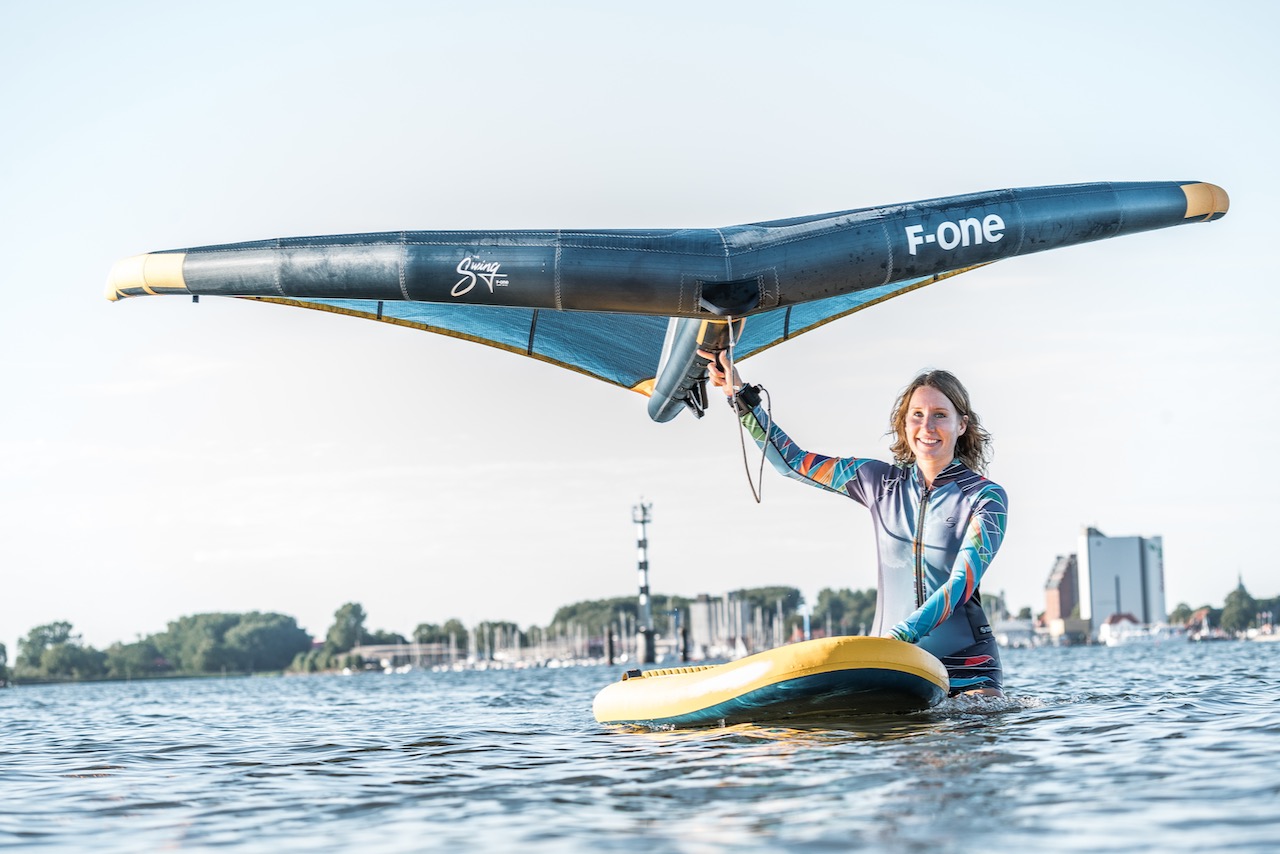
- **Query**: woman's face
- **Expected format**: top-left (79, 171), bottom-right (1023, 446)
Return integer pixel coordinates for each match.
top-left (904, 385), bottom-right (967, 469)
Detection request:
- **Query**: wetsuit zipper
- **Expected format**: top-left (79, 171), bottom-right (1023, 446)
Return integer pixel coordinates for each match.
top-left (914, 485), bottom-right (933, 607)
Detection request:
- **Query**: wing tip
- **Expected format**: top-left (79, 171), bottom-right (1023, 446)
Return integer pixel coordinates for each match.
top-left (105, 252), bottom-right (189, 301)
top-left (1180, 182), bottom-right (1230, 222)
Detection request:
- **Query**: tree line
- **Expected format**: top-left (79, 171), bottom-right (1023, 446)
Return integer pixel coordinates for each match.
top-left (1168, 581), bottom-right (1278, 635)
top-left (4, 585), bottom-right (875, 683)
top-left (8, 613), bottom-right (314, 682)
top-left (6, 580), bottom-right (1273, 684)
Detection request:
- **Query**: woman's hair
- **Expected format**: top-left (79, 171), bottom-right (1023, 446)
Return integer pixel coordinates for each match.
top-left (887, 369), bottom-right (992, 473)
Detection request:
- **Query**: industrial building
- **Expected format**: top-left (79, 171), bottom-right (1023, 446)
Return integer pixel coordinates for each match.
top-left (1044, 527), bottom-right (1167, 643)
top-left (1078, 527), bottom-right (1166, 636)
top-left (1043, 553), bottom-right (1090, 644)
top-left (1044, 530), bottom-right (1167, 645)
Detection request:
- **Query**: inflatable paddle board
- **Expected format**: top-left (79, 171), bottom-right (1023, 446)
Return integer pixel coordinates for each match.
top-left (593, 636), bottom-right (948, 729)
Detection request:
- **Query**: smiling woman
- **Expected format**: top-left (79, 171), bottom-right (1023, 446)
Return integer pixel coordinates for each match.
top-left (890, 370), bottom-right (991, 484)
top-left (903, 386), bottom-right (965, 476)
top-left (704, 356), bottom-right (1007, 696)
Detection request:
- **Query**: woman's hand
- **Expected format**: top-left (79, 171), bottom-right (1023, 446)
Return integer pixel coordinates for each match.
top-left (697, 348), bottom-right (741, 397)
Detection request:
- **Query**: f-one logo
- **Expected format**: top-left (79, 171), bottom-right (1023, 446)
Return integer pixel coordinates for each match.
top-left (904, 214), bottom-right (1005, 256)
top-left (452, 256), bottom-right (510, 297)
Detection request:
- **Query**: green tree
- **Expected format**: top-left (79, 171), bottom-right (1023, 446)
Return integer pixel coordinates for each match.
top-left (12, 622), bottom-right (109, 680)
top-left (224, 613), bottom-right (313, 672)
top-left (441, 618), bottom-right (469, 653)
top-left (291, 649), bottom-right (319, 673)
top-left (552, 596), bottom-right (639, 635)
top-left (413, 619), bottom-right (469, 654)
top-left (17, 621), bottom-right (76, 668)
top-left (153, 613), bottom-right (241, 673)
top-left (550, 594), bottom-right (694, 638)
top-left (147, 612), bottom-right (310, 675)
top-left (290, 645), bottom-right (343, 674)
top-left (1168, 602), bottom-right (1193, 625)
top-left (326, 602), bottom-right (367, 653)
top-left (0, 641), bottom-right (8, 683)
top-left (1016, 607), bottom-right (1033, 620)
top-left (1220, 582), bottom-right (1258, 635)
top-left (41, 643), bottom-right (107, 679)
top-left (364, 628), bottom-right (408, 646)
top-left (105, 639), bottom-right (167, 679)
top-left (811, 588), bottom-right (877, 635)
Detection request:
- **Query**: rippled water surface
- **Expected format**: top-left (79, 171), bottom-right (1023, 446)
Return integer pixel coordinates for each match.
top-left (3, 642), bottom-right (1279, 852)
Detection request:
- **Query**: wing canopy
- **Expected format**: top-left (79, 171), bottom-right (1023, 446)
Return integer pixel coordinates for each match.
top-left (248, 297), bottom-right (670, 391)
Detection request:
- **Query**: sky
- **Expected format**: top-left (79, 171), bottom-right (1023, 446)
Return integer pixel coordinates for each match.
top-left (2, 1), bottom-right (1276, 654)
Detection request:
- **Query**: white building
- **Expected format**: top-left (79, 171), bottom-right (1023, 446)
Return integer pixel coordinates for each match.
top-left (1077, 527), bottom-right (1166, 641)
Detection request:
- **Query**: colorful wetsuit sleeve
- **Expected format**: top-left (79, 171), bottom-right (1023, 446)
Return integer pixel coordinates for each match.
top-left (889, 482), bottom-right (1009, 643)
top-left (737, 392), bottom-right (877, 501)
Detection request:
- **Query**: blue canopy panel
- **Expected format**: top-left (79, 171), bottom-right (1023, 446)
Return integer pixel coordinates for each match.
top-left (243, 266), bottom-right (978, 397)
top-left (733, 267), bottom-right (981, 358)
top-left (245, 296), bottom-right (671, 392)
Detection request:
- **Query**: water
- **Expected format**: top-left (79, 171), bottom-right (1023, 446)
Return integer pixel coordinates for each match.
top-left (3, 643), bottom-right (1278, 852)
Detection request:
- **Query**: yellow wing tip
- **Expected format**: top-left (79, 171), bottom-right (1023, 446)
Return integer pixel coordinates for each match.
top-left (1181, 182), bottom-right (1230, 221)
top-left (105, 252), bottom-right (189, 301)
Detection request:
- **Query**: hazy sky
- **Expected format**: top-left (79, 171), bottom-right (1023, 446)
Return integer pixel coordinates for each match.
top-left (2, 1), bottom-right (1275, 654)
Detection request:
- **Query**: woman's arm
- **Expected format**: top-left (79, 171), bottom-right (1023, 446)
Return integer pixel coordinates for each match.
top-left (700, 349), bottom-right (879, 497)
top-left (889, 483), bottom-right (1009, 643)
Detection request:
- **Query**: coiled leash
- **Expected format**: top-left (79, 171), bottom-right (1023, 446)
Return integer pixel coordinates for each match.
top-left (719, 327), bottom-right (771, 504)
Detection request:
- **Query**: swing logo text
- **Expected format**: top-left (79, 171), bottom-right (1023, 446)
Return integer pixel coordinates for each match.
top-left (453, 256), bottom-right (510, 297)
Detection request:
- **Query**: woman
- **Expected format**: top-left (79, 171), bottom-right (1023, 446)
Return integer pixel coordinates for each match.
top-left (701, 350), bottom-right (1008, 696)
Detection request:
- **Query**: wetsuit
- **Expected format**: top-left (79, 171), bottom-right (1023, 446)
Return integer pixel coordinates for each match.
top-left (735, 386), bottom-right (1008, 694)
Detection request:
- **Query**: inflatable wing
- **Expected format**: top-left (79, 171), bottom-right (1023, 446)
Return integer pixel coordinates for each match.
top-left (107, 181), bottom-right (1227, 421)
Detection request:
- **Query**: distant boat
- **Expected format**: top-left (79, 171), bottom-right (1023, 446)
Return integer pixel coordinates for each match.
top-left (993, 618), bottom-right (1039, 649)
top-left (1099, 614), bottom-right (1187, 646)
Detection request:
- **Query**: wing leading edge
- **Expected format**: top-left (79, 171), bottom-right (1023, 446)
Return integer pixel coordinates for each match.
top-left (106, 180), bottom-right (1228, 420)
